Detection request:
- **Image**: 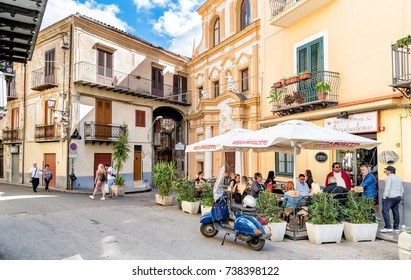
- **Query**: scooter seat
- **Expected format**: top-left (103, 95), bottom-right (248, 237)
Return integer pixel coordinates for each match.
top-left (231, 203), bottom-right (257, 213)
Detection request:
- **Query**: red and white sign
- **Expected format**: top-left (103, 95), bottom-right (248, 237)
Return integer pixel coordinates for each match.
top-left (324, 112), bottom-right (378, 134)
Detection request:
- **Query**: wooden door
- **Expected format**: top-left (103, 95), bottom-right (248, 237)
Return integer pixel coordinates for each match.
top-left (134, 146), bottom-right (142, 180)
top-left (95, 99), bottom-right (112, 139)
top-left (93, 153), bottom-right (112, 179)
top-left (44, 153), bottom-right (56, 187)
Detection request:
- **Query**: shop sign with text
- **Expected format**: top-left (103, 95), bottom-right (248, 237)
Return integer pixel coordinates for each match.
top-left (324, 112), bottom-right (378, 133)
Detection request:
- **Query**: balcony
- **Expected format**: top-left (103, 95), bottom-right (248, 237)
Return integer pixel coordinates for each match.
top-left (35, 123), bottom-right (61, 142)
top-left (74, 61), bottom-right (191, 106)
top-left (31, 66), bottom-right (58, 91)
top-left (270, 71), bottom-right (340, 116)
top-left (84, 122), bottom-right (127, 144)
top-left (269, 0), bottom-right (335, 27)
top-left (391, 36), bottom-right (411, 98)
top-left (2, 128), bottom-right (23, 144)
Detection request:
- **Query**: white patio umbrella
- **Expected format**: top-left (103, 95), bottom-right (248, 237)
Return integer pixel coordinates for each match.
top-left (185, 128), bottom-right (253, 153)
top-left (228, 119), bottom-right (382, 186)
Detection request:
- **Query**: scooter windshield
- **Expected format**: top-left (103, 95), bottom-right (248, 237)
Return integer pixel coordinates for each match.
top-left (213, 165), bottom-right (226, 202)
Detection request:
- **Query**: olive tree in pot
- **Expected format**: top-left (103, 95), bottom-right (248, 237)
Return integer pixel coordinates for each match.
top-left (341, 191), bottom-right (378, 242)
top-left (153, 161), bottom-right (176, 206)
top-left (111, 132), bottom-right (130, 197)
top-left (306, 192), bottom-right (344, 244)
top-left (256, 189), bottom-right (286, 241)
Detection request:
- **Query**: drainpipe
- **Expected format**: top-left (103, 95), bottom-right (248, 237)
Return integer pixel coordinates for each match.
top-left (66, 24), bottom-right (73, 190)
top-left (21, 64), bottom-right (27, 184)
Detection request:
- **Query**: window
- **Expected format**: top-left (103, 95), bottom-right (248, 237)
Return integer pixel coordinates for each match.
top-left (97, 48), bottom-right (113, 84)
top-left (152, 67), bottom-right (164, 97)
top-left (240, 0), bottom-right (251, 31)
top-left (45, 49), bottom-right (55, 84)
top-left (135, 110), bottom-right (146, 127)
top-left (173, 74), bottom-right (187, 101)
top-left (297, 37), bottom-right (324, 101)
top-left (198, 87), bottom-right (204, 99)
top-left (275, 152), bottom-right (294, 177)
top-left (44, 101), bottom-right (53, 125)
top-left (213, 18), bottom-right (220, 46)
top-left (241, 68), bottom-right (249, 92)
top-left (213, 81), bottom-right (220, 97)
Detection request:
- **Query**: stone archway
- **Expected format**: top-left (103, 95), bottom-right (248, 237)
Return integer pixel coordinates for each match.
top-left (153, 107), bottom-right (186, 178)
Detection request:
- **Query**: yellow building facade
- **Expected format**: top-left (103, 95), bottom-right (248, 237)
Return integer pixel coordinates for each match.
top-left (187, 0), bottom-right (262, 179)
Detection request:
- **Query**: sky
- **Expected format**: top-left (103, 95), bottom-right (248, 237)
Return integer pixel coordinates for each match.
top-left (41, 0), bottom-right (206, 57)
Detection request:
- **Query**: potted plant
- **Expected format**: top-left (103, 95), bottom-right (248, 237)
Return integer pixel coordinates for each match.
top-left (152, 161), bottom-right (176, 206)
top-left (256, 189), bottom-right (286, 241)
top-left (398, 231), bottom-right (411, 260)
top-left (314, 81), bottom-right (331, 101)
top-left (111, 132), bottom-right (130, 197)
top-left (199, 182), bottom-right (214, 215)
top-left (280, 77), bottom-right (287, 86)
top-left (181, 181), bottom-right (200, 215)
top-left (306, 192), bottom-right (344, 244)
top-left (283, 94), bottom-right (295, 105)
top-left (287, 75), bottom-right (299, 84)
top-left (394, 34), bottom-right (411, 49)
top-left (293, 91), bottom-right (306, 104)
top-left (273, 81), bottom-right (283, 88)
top-left (267, 87), bottom-right (284, 109)
top-left (299, 71), bottom-right (311, 80)
top-left (172, 177), bottom-right (191, 210)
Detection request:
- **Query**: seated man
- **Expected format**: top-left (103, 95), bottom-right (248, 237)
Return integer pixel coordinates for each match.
top-left (323, 176), bottom-right (349, 194)
top-left (295, 174), bottom-right (310, 197)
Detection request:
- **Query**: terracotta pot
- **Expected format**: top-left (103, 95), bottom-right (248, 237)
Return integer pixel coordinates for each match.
top-left (317, 92), bottom-right (328, 101)
top-left (274, 82), bottom-right (282, 88)
top-left (299, 73), bottom-right (311, 80)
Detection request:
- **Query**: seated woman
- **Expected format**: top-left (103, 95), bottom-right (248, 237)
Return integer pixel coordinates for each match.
top-left (283, 181), bottom-right (300, 210)
top-left (232, 175), bottom-right (251, 204)
top-left (194, 171), bottom-right (207, 196)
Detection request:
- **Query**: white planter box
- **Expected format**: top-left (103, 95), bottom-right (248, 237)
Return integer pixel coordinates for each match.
top-left (155, 194), bottom-right (173, 206)
top-left (269, 221), bottom-right (287, 242)
top-left (201, 205), bottom-right (212, 215)
top-left (112, 185), bottom-right (125, 197)
top-left (306, 223), bottom-right (344, 245)
top-left (398, 232), bottom-right (411, 260)
top-left (343, 222), bottom-right (378, 242)
top-left (182, 201), bottom-right (200, 215)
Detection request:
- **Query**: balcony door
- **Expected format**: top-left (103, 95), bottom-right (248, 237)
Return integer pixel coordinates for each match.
top-left (97, 49), bottom-right (113, 85)
top-left (297, 37), bottom-right (324, 102)
top-left (44, 101), bottom-right (55, 140)
top-left (45, 49), bottom-right (55, 84)
top-left (95, 99), bottom-right (112, 139)
top-left (152, 67), bottom-right (163, 97)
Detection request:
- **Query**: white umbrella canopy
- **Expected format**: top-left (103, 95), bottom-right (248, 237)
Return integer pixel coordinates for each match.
top-left (229, 119), bottom-right (381, 151)
top-left (228, 119), bottom-right (382, 187)
top-left (185, 128), bottom-right (254, 153)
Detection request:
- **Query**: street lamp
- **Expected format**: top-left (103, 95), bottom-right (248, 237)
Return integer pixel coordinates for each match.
top-left (147, 115), bottom-right (163, 141)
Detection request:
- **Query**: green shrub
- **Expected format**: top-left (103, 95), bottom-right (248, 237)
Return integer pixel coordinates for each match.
top-left (152, 161), bottom-right (176, 197)
top-left (341, 191), bottom-right (375, 224)
top-left (256, 189), bottom-right (283, 223)
top-left (308, 192), bottom-right (340, 224)
top-left (200, 182), bottom-right (214, 207)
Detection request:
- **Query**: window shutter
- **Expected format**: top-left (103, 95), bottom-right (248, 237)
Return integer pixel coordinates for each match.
top-left (135, 110), bottom-right (146, 127)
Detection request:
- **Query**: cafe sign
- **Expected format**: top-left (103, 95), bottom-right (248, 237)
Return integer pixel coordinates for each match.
top-left (324, 112), bottom-right (378, 134)
top-left (315, 152), bottom-right (328, 163)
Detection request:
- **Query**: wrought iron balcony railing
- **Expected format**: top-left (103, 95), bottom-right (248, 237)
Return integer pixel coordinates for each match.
top-left (31, 66), bottom-right (58, 91)
top-left (84, 122), bottom-right (127, 143)
top-left (74, 61), bottom-right (191, 105)
top-left (269, 0), bottom-right (335, 27)
top-left (2, 128), bottom-right (23, 144)
top-left (35, 123), bottom-right (61, 142)
top-left (271, 70), bottom-right (340, 116)
top-left (391, 37), bottom-right (411, 98)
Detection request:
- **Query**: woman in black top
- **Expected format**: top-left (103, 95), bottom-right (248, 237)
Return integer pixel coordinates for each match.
top-left (305, 169), bottom-right (313, 189)
top-left (264, 170), bottom-right (276, 188)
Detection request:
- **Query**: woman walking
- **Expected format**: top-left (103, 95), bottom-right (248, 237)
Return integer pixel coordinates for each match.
top-left (90, 163), bottom-right (107, 200)
top-left (43, 164), bottom-right (52, 192)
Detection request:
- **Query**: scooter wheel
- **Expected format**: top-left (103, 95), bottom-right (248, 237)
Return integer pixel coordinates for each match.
top-left (247, 237), bottom-right (265, 251)
top-left (200, 223), bottom-right (218, 238)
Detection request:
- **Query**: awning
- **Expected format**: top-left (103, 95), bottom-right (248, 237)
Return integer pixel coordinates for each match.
top-left (0, 0), bottom-right (48, 63)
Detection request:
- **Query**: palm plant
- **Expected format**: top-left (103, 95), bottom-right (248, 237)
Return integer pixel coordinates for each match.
top-left (112, 131), bottom-right (130, 185)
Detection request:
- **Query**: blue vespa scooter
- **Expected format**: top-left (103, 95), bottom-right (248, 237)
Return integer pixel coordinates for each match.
top-left (199, 167), bottom-right (271, 251)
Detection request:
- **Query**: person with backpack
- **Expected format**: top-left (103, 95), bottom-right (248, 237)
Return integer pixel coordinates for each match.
top-left (90, 163), bottom-right (107, 200)
top-left (43, 164), bottom-right (53, 192)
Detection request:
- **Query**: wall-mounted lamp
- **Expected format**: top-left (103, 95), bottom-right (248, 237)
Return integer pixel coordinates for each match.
top-left (147, 115), bottom-right (163, 141)
top-left (336, 111), bottom-right (349, 119)
top-left (48, 96), bottom-right (68, 118)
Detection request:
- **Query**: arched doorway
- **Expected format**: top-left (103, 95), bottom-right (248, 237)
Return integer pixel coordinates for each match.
top-left (153, 107), bottom-right (185, 178)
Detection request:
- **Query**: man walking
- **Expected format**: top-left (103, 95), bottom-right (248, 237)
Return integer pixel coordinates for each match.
top-left (29, 161), bottom-right (40, 192)
top-left (325, 162), bottom-right (352, 190)
top-left (380, 166), bottom-right (404, 233)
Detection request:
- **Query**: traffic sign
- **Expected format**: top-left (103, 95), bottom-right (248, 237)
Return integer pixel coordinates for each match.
top-left (70, 143), bottom-right (77, 151)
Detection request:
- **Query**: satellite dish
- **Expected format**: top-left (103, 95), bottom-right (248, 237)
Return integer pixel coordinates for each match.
top-left (378, 150), bottom-right (399, 165)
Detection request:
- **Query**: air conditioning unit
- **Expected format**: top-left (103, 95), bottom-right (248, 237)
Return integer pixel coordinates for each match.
top-left (154, 133), bottom-right (161, 146)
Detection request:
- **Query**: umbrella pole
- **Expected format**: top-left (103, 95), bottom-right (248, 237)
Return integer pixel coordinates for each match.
top-left (293, 142), bottom-right (297, 189)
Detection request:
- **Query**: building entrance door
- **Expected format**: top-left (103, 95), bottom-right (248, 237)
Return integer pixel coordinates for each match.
top-left (134, 146), bottom-right (142, 180)
top-left (12, 153), bottom-right (19, 183)
top-left (44, 153), bottom-right (56, 188)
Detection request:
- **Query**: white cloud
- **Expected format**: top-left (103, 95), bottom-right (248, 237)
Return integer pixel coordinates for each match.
top-left (133, 0), bottom-right (170, 10)
top-left (41, 0), bottom-right (132, 32)
top-left (151, 0), bottom-right (204, 57)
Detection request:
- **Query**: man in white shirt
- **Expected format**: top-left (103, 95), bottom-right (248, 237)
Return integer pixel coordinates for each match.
top-left (325, 162), bottom-right (352, 190)
top-left (29, 161), bottom-right (40, 192)
top-left (105, 163), bottom-right (116, 198)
